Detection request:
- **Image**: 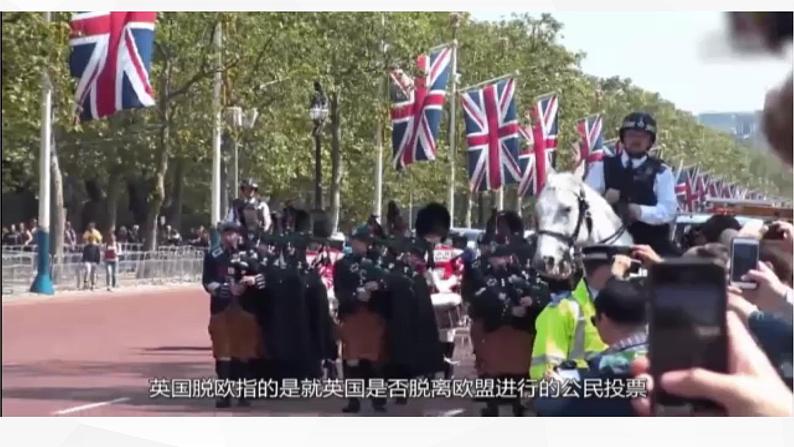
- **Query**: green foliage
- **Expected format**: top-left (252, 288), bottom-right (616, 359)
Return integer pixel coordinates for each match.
top-left (2, 12), bottom-right (790, 228)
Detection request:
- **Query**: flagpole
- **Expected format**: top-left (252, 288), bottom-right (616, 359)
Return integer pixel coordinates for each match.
top-left (408, 169), bottom-right (414, 232)
top-left (447, 26), bottom-right (459, 225)
top-left (31, 11), bottom-right (55, 294)
top-left (374, 13), bottom-right (385, 220)
top-left (210, 21), bottom-right (223, 248)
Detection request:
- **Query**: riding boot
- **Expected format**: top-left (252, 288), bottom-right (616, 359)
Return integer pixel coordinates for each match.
top-left (214, 360), bottom-right (232, 409)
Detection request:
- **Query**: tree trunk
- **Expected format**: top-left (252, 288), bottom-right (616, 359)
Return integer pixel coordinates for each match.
top-left (167, 157), bottom-right (185, 231)
top-left (51, 131), bottom-right (66, 282)
top-left (143, 61), bottom-right (172, 251)
top-left (106, 165), bottom-right (123, 232)
top-left (329, 90), bottom-right (342, 233)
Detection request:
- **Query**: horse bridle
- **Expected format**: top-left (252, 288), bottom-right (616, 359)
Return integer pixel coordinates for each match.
top-left (535, 188), bottom-right (628, 252)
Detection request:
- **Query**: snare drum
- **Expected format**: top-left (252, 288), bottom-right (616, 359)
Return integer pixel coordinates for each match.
top-left (431, 292), bottom-right (466, 341)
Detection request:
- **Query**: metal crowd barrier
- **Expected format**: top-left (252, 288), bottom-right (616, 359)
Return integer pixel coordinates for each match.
top-left (1, 244), bottom-right (207, 296)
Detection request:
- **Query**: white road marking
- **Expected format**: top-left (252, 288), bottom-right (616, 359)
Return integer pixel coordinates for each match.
top-left (52, 397), bottom-right (131, 415)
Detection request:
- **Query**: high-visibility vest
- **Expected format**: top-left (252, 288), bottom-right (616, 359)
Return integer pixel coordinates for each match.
top-left (529, 279), bottom-right (608, 380)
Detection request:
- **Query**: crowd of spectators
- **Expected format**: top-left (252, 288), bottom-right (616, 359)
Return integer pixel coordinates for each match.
top-left (2, 219), bottom-right (210, 251)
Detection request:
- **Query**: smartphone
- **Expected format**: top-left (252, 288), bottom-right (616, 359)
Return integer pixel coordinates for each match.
top-left (730, 238), bottom-right (760, 289)
top-left (648, 259), bottom-right (728, 416)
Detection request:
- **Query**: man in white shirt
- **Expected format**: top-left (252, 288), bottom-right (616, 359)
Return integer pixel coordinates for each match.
top-left (585, 112), bottom-right (678, 256)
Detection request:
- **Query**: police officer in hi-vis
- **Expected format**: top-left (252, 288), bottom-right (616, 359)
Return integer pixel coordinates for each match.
top-left (202, 221), bottom-right (266, 408)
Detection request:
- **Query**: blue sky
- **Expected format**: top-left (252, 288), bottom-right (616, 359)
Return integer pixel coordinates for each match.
top-left (472, 11), bottom-right (792, 114)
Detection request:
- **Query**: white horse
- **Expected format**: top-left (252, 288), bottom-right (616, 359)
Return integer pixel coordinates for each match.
top-left (533, 172), bottom-right (633, 279)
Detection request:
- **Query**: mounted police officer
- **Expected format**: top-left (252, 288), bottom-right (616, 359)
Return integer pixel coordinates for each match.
top-left (584, 112), bottom-right (678, 256)
top-left (202, 221), bottom-right (266, 408)
top-left (226, 178), bottom-right (272, 246)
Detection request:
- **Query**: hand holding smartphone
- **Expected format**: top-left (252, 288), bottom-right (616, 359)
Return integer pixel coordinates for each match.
top-left (730, 238), bottom-right (760, 289)
top-left (648, 259), bottom-right (728, 415)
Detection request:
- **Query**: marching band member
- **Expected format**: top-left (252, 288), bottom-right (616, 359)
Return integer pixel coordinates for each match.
top-left (333, 225), bottom-right (389, 413)
top-left (202, 222), bottom-right (266, 408)
top-left (415, 203), bottom-right (461, 378)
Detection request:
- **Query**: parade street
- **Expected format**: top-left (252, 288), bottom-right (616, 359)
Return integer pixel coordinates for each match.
top-left (1, 286), bottom-right (485, 417)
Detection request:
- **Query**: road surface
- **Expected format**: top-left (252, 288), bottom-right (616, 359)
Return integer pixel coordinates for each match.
top-left (2, 286), bottom-right (499, 416)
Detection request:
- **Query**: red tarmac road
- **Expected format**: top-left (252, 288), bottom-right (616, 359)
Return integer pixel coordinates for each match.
top-left (2, 286), bottom-right (481, 417)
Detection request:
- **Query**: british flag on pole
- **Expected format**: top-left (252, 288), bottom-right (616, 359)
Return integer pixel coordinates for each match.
top-left (69, 12), bottom-right (157, 121)
top-left (707, 177), bottom-right (720, 199)
top-left (389, 45), bottom-right (452, 170)
top-left (574, 114), bottom-right (605, 166)
top-left (691, 168), bottom-right (705, 211)
top-left (518, 93), bottom-right (559, 196)
top-left (674, 165), bottom-right (696, 212)
top-left (461, 78), bottom-right (522, 192)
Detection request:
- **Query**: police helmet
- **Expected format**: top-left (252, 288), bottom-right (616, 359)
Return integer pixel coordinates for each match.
top-left (619, 112), bottom-right (657, 145)
top-left (240, 178), bottom-right (259, 191)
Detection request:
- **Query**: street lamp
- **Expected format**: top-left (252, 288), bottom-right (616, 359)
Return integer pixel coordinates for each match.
top-left (225, 106), bottom-right (258, 199)
top-left (309, 81), bottom-right (329, 210)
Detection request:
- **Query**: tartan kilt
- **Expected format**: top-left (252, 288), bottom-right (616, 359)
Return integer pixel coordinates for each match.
top-left (336, 307), bottom-right (388, 362)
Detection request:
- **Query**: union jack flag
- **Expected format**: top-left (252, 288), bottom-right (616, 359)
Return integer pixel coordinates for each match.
top-left (674, 165), bottom-right (696, 212)
top-left (708, 177), bottom-right (721, 199)
top-left (69, 12), bottom-right (157, 121)
top-left (389, 46), bottom-right (452, 170)
top-left (604, 138), bottom-right (623, 158)
top-left (724, 182), bottom-right (737, 199)
top-left (518, 93), bottom-right (558, 196)
top-left (461, 78), bottom-right (522, 192)
top-left (695, 169), bottom-right (709, 211)
top-left (574, 114), bottom-right (605, 165)
top-left (718, 181), bottom-right (730, 199)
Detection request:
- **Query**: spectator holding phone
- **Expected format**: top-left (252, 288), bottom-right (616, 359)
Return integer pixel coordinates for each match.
top-left (631, 312), bottom-right (792, 416)
top-left (742, 261), bottom-right (793, 323)
top-left (727, 286), bottom-right (792, 388)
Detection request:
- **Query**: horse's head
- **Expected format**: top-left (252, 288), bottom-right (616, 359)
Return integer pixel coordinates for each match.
top-left (532, 172), bottom-right (628, 280)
